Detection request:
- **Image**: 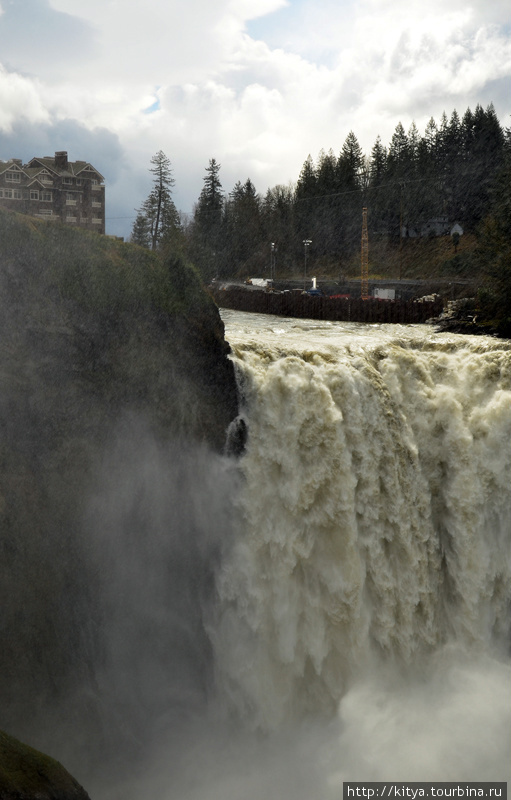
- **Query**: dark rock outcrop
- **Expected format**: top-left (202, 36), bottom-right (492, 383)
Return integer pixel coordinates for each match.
top-left (0, 730), bottom-right (90, 800)
top-left (0, 209), bottom-right (238, 783)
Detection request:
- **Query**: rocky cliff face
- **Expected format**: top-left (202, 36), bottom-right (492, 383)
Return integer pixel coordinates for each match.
top-left (0, 209), bottom-right (238, 793)
top-left (0, 730), bottom-right (91, 800)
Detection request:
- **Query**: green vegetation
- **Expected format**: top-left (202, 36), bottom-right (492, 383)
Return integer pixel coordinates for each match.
top-left (0, 204), bottom-right (207, 317)
top-left (0, 729), bottom-right (90, 799)
top-left (131, 150), bottom-right (183, 251)
top-left (473, 156), bottom-right (511, 335)
top-left (129, 105), bottom-right (511, 334)
top-left (0, 206), bottom-right (238, 738)
top-left (169, 103), bottom-right (506, 284)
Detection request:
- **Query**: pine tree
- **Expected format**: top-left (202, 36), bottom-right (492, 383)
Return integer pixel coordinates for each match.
top-left (338, 132), bottom-right (364, 190)
top-left (387, 121), bottom-right (409, 175)
top-left (461, 104), bottom-right (505, 229)
top-left (262, 184), bottom-right (295, 272)
top-left (189, 159), bottom-right (225, 280)
top-left (475, 154), bottom-right (511, 333)
top-left (130, 211), bottom-right (151, 248)
top-left (315, 149), bottom-right (340, 256)
top-left (195, 158), bottom-right (224, 230)
top-left (295, 154), bottom-right (317, 199)
top-left (369, 136), bottom-right (387, 186)
top-left (295, 154), bottom-right (317, 248)
top-left (424, 117), bottom-right (438, 159)
top-left (131, 150), bottom-right (182, 250)
top-left (407, 121), bottom-right (421, 169)
top-left (223, 178), bottom-right (263, 274)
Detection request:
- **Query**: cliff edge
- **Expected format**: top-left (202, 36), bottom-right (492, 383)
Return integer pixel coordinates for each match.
top-left (0, 730), bottom-right (90, 800)
top-left (0, 208), bottom-right (239, 796)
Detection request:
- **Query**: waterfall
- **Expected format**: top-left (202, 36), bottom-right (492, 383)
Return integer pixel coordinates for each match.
top-left (209, 314), bottom-right (511, 744)
top-left (17, 312), bottom-right (509, 798)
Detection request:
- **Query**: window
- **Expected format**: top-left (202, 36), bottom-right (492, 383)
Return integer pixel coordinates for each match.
top-left (30, 190), bottom-right (39, 200)
top-left (13, 189), bottom-right (22, 200)
top-left (3, 188), bottom-right (13, 199)
top-left (63, 177), bottom-right (73, 185)
top-left (76, 179), bottom-right (83, 186)
top-left (37, 209), bottom-right (53, 216)
top-left (66, 215), bottom-right (77, 223)
top-left (6, 171), bottom-right (21, 182)
top-left (92, 217), bottom-right (102, 224)
top-left (40, 173), bottom-right (53, 184)
top-left (66, 192), bottom-right (76, 205)
top-left (41, 191), bottom-right (52, 202)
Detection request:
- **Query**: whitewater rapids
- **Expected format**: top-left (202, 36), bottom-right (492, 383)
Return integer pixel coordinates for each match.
top-left (205, 311), bottom-right (511, 784)
top-left (81, 311), bottom-right (510, 799)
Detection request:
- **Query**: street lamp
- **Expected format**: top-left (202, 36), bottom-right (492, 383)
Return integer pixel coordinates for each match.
top-left (303, 239), bottom-right (312, 290)
top-left (270, 242), bottom-right (277, 283)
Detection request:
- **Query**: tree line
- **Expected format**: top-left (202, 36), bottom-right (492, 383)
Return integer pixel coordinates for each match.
top-left (131, 103), bottom-right (510, 285)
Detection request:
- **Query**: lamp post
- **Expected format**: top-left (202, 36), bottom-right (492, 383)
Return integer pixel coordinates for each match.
top-left (270, 242), bottom-right (277, 283)
top-left (303, 239), bottom-right (312, 290)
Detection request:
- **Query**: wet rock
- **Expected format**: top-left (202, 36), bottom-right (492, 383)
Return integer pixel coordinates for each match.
top-left (0, 730), bottom-right (91, 800)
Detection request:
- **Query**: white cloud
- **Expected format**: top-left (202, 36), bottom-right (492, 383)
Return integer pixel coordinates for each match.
top-left (0, 66), bottom-right (49, 131)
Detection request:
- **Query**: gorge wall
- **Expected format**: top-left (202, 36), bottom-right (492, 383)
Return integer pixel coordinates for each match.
top-left (0, 209), bottom-right (238, 782)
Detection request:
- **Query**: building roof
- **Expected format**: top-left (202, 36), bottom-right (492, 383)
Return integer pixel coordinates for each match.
top-left (27, 156), bottom-right (104, 181)
top-left (0, 160), bottom-right (27, 175)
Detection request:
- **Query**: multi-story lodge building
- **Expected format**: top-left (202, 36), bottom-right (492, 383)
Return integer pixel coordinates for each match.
top-left (0, 151), bottom-right (105, 234)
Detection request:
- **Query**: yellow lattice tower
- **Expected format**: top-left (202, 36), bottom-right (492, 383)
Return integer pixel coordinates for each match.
top-left (361, 207), bottom-right (369, 299)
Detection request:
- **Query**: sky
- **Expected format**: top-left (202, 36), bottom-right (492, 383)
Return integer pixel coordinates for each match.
top-left (0, 0), bottom-right (509, 239)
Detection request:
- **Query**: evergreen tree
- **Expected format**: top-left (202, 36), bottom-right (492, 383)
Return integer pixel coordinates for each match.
top-left (407, 121), bottom-right (421, 169)
top-left (424, 117), bottom-right (438, 156)
top-left (461, 104), bottom-right (505, 229)
top-left (387, 121), bottom-right (409, 174)
top-left (336, 133), bottom-right (365, 249)
top-left (315, 148), bottom-right (340, 256)
top-left (295, 154), bottom-right (317, 199)
top-left (338, 132), bottom-right (364, 190)
top-left (295, 154), bottom-right (317, 248)
top-left (262, 183), bottom-right (296, 273)
top-left (475, 154), bottom-right (511, 333)
top-left (189, 159), bottom-right (225, 280)
top-left (369, 135), bottom-right (387, 186)
top-left (195, 158), bottom-right (224, 230)
top-left (224, 178), bottom-right (263, 275)
top-left (385, 122), bottom-right (410, 236)
top-left (131, 150), bottom-right (182, 251)
top-left (130, 211), bottom-right (151, 248)
top-left (368, 135), bottom-right (388, 234)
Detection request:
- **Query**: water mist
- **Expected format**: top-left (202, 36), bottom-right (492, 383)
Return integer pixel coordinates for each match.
top-left (13, 314), bottom-right (511, 800)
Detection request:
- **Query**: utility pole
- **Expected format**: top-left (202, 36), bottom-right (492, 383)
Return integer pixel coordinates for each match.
top-left (399, 182), bottom-right (403, 281)
top-left (303, 239), bottom-right (312, 290)
top-left (361, 208), bottom-right (369, 299)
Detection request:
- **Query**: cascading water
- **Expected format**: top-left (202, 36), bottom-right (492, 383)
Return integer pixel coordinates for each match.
top-left (204, 310), bottom-right (511, 784)
top-left (19, 310), bottom-right (510, 799)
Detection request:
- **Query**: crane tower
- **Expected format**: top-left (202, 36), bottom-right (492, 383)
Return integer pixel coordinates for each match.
top-left (361, 207), bottom-right (369, 299)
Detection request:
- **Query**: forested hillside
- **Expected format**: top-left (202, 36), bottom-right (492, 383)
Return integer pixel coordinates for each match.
top-left (132, 103), bottom-right (509, 285)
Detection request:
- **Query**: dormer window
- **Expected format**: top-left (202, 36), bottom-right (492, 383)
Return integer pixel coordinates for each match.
top-left (63, 177), bottom-right (73, 185)
top-left (6, 171), bottom-right (21, 182)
